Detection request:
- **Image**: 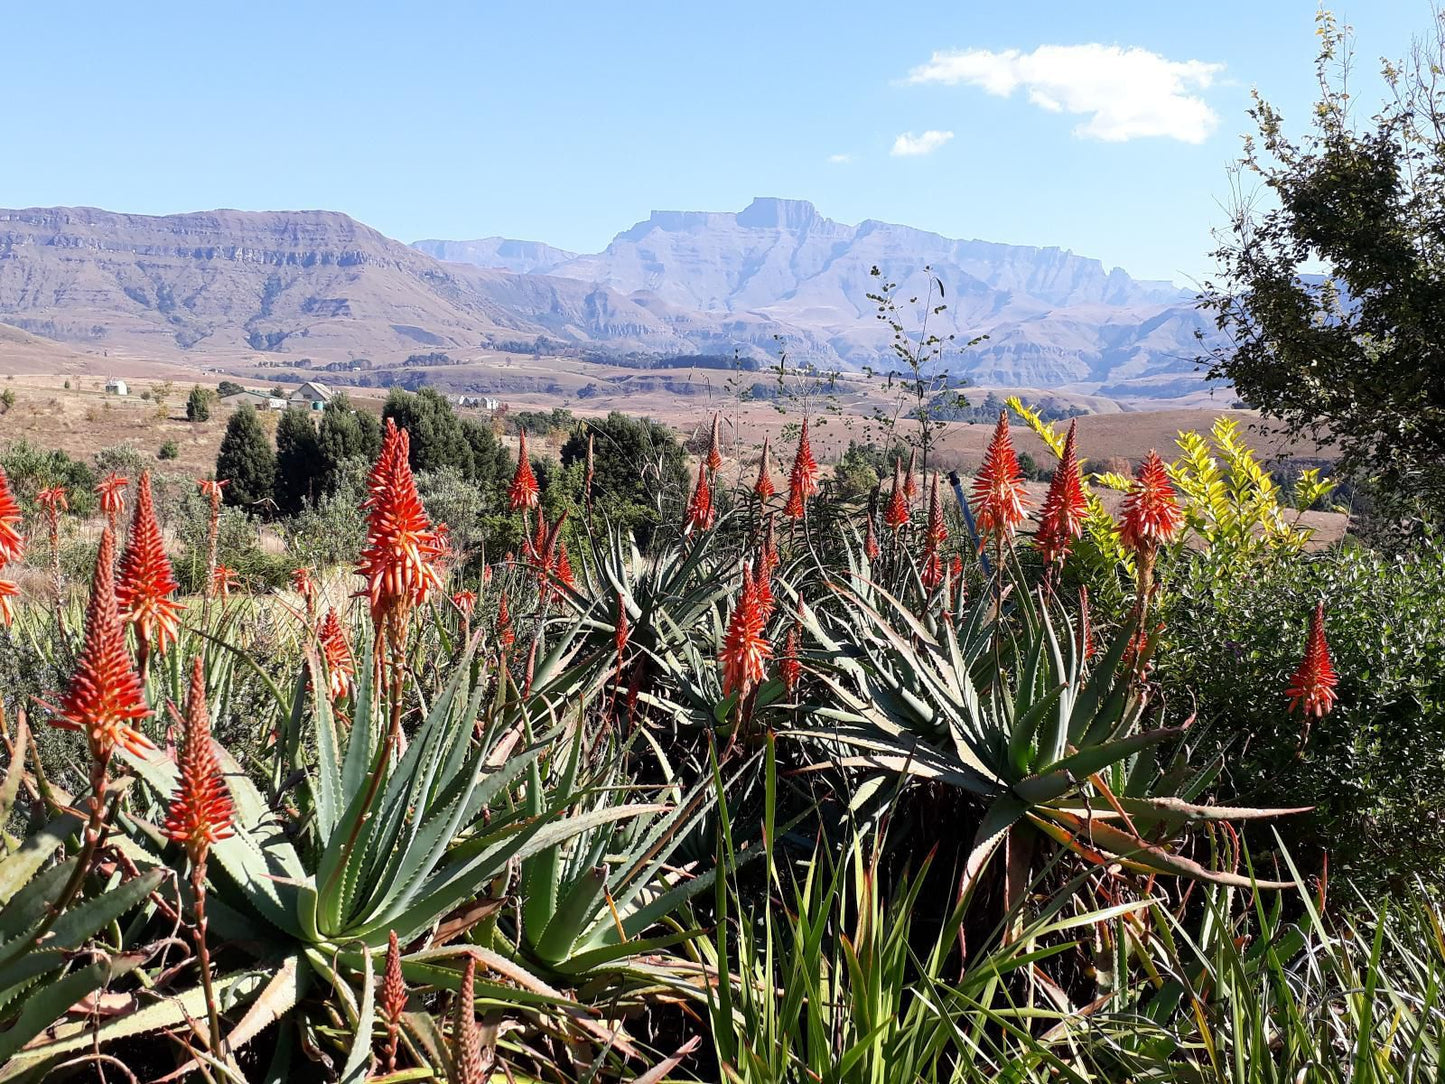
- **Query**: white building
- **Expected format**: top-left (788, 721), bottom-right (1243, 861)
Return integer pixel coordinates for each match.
top-left (104, 379), bottom-right (128, 396)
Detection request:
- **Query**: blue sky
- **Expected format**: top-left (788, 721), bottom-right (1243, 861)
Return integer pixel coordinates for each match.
top-left (0, 2), bottom-right (1432, 283)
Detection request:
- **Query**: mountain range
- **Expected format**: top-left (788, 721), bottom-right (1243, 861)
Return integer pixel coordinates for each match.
top-left (0, 199), bottom-right (1213, 397)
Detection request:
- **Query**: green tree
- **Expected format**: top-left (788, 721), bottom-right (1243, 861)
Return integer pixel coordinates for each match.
top-left (1200, 11), bottom-right (1445, 510)
top-left (186, 386), bottom-right (214, 422)
top-left (215, 405), bottom-right (276, 509)
top-left (274, 409), bottom-right (323, 516)
top-left (460, 416), bottom-right (507, 493)
top-left (316, 393), bottom-right (382, 495)
top-left (559, 412), bottom-right (687, 546)
top-left (382, 387), bottom-right (473, 475)
top-left (216, 380), bottom-right (244, 398)
top-left (158, 439), bottom-right (179, 460)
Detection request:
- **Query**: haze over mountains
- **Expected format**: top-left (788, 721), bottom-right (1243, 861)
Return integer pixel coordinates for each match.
top-left (0, 199), bottom-right (1214, 397)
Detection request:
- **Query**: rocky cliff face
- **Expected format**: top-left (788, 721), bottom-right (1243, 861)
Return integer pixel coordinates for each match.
top-left (412, 237), bottom-right (577, 274)
top-left (431, 197), bottom-right (1209, 392)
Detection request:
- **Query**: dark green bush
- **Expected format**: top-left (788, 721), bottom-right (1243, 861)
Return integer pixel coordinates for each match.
top-left (1160, 537), bottom-right (1445, 895)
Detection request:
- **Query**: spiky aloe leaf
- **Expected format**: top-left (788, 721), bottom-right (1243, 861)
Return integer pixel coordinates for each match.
top-left (0, 815), bottom-right (81, 909)
top-left (0, 949), bottom-right (149, 1065)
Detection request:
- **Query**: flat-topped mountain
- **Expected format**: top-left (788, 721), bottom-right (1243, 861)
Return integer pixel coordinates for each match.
top-left (0, 201), bottom-right (1211, 396)
top-left (428, 197), bottom-right (1210, 393)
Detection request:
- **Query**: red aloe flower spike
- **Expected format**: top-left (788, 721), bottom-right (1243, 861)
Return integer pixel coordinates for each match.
top-left (51, 527), bottom-right (153, 765)
top-left (925, 473), bottom-right (948, 547)
top-left (96, 472), bottom-right (129, 530)
top-left (290, 565), bottom-right (315, 605)
top-left (783, 419), bottom-right (820, 519)
top-left (779, 592), bottom-right (804, 696)
top-left (760, 514), bottom-right (779, 578)
top-left (451, 589), bottom-right (477, 619)
top-left (497, 593), bottom-right (516, 652)
top-left (883, 460), bottom-right (910, 531)
top-left (357, 419), bottom-right (445, 627)
top-left (950, 554), bottom-right (963, 582)
top-left (115, 471), bottom-right (181, 660)
top-left (754, 546), bottom-right (775, 619)
top-left (903, 449), bottom-right (918, 502)
top-left (556, 541), bottom-right (576, 590)
top-left (615, 592), bottom-right (630, 656)
top-left (381, 930), bottom-right (407, 1073)
top-left (508, 430), bottom-right (540, 511)
top-left (1035, 420), bottom-right (1088, 567)
top-left (36, 485), bottom-right (68, 514)
top-left (0, 579), bottom-right (19, 627)
top-left (37, 486), bottom-right (67, 598)
top-left (163, 657), bottom-right (235, 861)
top-left (920, 549), bottom-right (945, 592)
top-left (1287, 602), bottom-right (1339, 719)
top-left (0, 467), bottom-right (26, 567)
top-left (318, 607), bottom-right (356, 702)
top-left (706, 413), bottom-right (724, 473)
top-left (970, 411), bottom-right (1029, 543)
top-left (210, 564), bottom-right (239, 598)
top-left (453, 956), bottom-right (484, 1084)
top-left (754, 437), bottom-right (776, 501)
top-left (197, 477), bottom-right (226, 595)
top-left (683, 466), bottom-right (714, 535)
top-left (1119, 451), bottom-right (1183, 556)
top-left (864, 514), bottom-right (880, 561)
top-left (721, 562), bottom-right (771, 701)
top-left (1077, 586), bottom-right (1096, 662)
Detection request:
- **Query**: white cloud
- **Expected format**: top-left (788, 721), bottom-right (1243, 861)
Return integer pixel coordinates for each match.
top-left (905, 44), bottom-right (1223, 144)
top-left (827, 152), bottom-right (854, 164)
top-left (890, 130), bottom-right (954, 157)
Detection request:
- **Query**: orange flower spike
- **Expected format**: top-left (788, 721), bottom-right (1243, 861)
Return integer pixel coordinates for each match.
top-left (508, 429), bottom-right (541, 511)
top-left (210, 564), bottom-right (239, 598)
top-left (925, 473), bottom-right (948, 548)
top-left (290, 566), bottom-right (315, 604)
top-left (357, 419), bottom-right (445, 625)
top-left (163, 657), bottom-right (235, 862)
top-left (614, 592), bottom-right (630, 656)
top-left (720, 562), bottom-right (772, 701)
top-left (1118, 451), bottom-right (1183, 556)
top-left (903, 449), bottom-right (918, 503)
top-left (1287, 602), bottom-right (1339, 719)
top-left (36, 485), bottom-right (68, 514)
top-left (683, 466), bottom-right (714, 535)
top-left (318, 607), bottom-right (356, 702)
top-left (864, 514), bottom-right (880, 561)
top-left (197, 477), bottom-right (227, 505)
top-left (971, 411), bottom-right (1029, 542)
top-left (783, 419), bottom-right (820, 520)
top-left (116, 471), bottom-right (182, 657)
top-left (883, 460), bottom-right (910, 531)
top-left (95, 473), bottom-right (129, 527)
top-left (0, 467), bottom-right (24, 565)
top-left (754, 437), bottom-right (776, 501)
top-left (0, 579), bottom-right (19, 627)
top-left (1077, 586), bottom-right (1097, 662)
top-left (381, 930), bottom-right (407, 1073)
top-left (1035, 420), bottom-right (1088, 567)
top-left (451, 589), bottom-right (477, 619)
top-left (706, 413), bottom-right (723, 473)
top-left (51, 527), bottom-right (153, 764)
top-left (454, 957), bottom-right (484, 1084)
top-left (497, 593), bottom-right (516, 652)
top-left (760, 514), bottom-right (779, 578)
top-left (556, 541), bottom-right (576, 590)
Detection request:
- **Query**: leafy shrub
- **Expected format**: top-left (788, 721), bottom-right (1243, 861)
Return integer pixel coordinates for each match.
top-left (158, 439), bottom-right (179, 460)
top-left (1160, 537), bottom-right (1445, 894)
top-left (186, 385), bottom-right (213, 422)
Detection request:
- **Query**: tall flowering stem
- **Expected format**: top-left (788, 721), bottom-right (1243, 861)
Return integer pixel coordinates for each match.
top-left (35, 527), bottom-right (152, 957)
top-left (1118, 451), bottom-right (1183, 673)
top-left (754, 437), bottom-right (775, 502)
top-left (381, 930), bottom-right (407, 1072)
top-left (971, 411), bottom-right (1030, 619)
top-left (508, 430), bottom-right (540, 512)
top-left (705, 412), bottom-right (723, 474)
top-left (36, 485), bottom-right (67, 601)
top-left (920, 473), bottom-right (948, 591)
top-left (96, 472), bottom-right (129, 533)
top-left (721, 561), bottom-right (771, 708)
top-left (164, 658), bottom-right (234, 1056)
top-left (1287, 602), bottom-right (1339, 739)
top-left (291, 565), bottom-right (316, 621)
top-left (783, 419), bottom-right (820, 520)
top-left (318, 607), bottom-right (356, 704)
top-left (1035, 420), bottom-right (1088, 573)
top-left (197, 478), bottom-right (226, 599)
top-left (883, 460), bottom-right (910, 533)
top-left (117, 471), bottom-right (181, 676)
top-left (0, 467), bottom-right (24, 626)
top-left (683, 466), bottom-right (714, 536)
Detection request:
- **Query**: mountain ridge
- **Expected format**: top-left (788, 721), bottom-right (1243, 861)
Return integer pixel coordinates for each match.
top-left (0, 201), bottom-right (1212, 397)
